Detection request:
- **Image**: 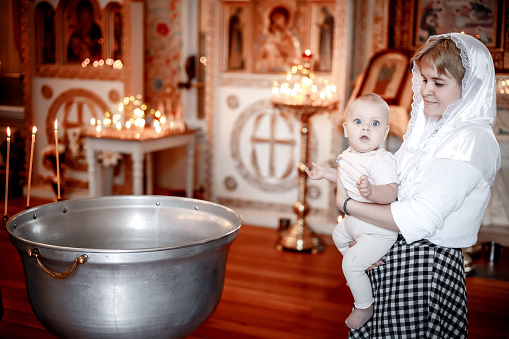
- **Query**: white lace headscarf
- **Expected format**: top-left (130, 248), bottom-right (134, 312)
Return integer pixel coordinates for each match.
top-left (396, 33), bottom-right (501, 200)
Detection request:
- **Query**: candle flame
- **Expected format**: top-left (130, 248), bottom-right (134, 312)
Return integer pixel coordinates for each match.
top-left (305, 49), bottom-right (311, 56)
top-left (7, 127), bottom-right (10, 137)
top-left (32, 126), bottom-right (37, 134)
top-left (54, 119), bottom-right (58, 130)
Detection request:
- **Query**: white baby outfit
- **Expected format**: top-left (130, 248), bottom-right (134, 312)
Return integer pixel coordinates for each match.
top-left (333, 147), bottom-right (398, 309)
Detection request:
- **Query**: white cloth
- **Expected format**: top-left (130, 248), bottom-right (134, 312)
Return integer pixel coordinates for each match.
top-left (335, 147), bottom-right (398, 309)
top-left (394, 33), bottom-right (501, 247)
top-left (392, 158), bottom-right (490, 247)
top-left (338, 147), bottom-right (398, 201)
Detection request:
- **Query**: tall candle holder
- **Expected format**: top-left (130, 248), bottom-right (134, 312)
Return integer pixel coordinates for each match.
top-left (87, 94), bottom-right (186, 140)
top-left (272, 51), bottom-right (338, 253)
top-left (273, 100), bottom-right (338, 254)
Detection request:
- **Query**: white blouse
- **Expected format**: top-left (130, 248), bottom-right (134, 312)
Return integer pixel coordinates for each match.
top-left (391, 158), bottom-right (491, 248)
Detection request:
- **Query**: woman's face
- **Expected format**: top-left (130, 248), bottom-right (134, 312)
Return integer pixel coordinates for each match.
top-left (419, 57), bottom-right (462, 118)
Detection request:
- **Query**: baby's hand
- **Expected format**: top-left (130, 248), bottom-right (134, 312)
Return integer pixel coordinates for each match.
top-left (305, 162), bottom-right (325, 180)
top-left (356, 175), bottom-right (372, 198)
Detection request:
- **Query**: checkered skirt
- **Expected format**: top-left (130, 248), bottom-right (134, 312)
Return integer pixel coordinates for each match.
top-left (349, 237), bottom-right (468, 339)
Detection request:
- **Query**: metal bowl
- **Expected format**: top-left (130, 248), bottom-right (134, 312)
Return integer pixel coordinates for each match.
top-left (6, 196), bottom-right (242, 339)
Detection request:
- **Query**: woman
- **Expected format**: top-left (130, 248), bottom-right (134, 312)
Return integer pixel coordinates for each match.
top-left (337, 33), bottom-right (501, 338)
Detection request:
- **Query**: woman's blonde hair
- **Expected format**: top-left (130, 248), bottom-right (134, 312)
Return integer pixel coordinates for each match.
top-left (411, 36), bottom-right (465, 85)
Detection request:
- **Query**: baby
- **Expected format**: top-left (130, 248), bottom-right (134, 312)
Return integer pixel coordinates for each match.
top-left (305, 93), bottom-right (398, 330)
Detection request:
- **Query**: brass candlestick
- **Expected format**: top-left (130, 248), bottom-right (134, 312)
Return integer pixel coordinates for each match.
top-left (273, 100), bottom-right (338, 254)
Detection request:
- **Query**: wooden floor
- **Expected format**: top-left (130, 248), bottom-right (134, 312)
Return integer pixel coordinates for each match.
top-left (1, 196), bottom-right (509, 338)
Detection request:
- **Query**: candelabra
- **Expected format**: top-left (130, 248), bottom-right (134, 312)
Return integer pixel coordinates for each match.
top-left (272, 50), bottom-right (338, 253)
top-left (88, 94), bottom-right (186, 140)
top-left (274, 100), bottom-right (338, 254)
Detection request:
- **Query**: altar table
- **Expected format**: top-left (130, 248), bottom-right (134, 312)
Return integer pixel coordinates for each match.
top-left (85, 130), bottom-right (196, 197)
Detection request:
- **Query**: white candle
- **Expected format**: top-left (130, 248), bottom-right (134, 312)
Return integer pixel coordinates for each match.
top-left (54, 119), bottom-right (61, 200)
top-left (26, 126), bottom-right (36, 207)
top-left (4, 127), bottom-right (10, 215)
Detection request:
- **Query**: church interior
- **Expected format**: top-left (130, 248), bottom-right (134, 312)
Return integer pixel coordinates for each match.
top-left (0, 0), bottom-right (508, 337)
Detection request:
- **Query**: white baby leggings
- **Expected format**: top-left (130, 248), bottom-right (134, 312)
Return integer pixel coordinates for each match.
top-left (332, 216), bottom-right (398, 309)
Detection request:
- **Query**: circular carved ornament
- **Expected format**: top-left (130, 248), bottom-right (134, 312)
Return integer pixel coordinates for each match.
top-left (230, 99), bottom-right (299, 192)
top-left (224, 176), bottom-right (238, 191)
top-left (41, 84), bottom-right (53, 99)
top-left (307, 184), bottom-right (322, 200)
top-left (109, 89), bottom-right (121, 104)
top-left (226, 95), bottom-right (239, 109)
top-left (46, 88), bottom-right (110, 173)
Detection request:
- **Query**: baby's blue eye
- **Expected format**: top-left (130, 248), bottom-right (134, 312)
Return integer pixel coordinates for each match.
top-left (354, 119), bottom-right (361, 124)
top-left (372, 121), bottom-right (380, 127)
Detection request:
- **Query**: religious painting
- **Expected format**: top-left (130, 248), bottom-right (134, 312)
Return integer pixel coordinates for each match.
top-left (253, 3), bottom-right (303, 73)
top-left (222, 1), bottom-right (335, 74)
top-left (105, 2), bottom-right (122, 61)
top-left (225, 4), bottom-right (249, 71)
top-left (415, 0), bottom-right (499, 47)
top-left (310, 3), bottom-right (335, 72)
top-left (28, 0), bottom-right (126, 81)
top-left (65, 0), bottom-right (103, 64)
top-left (357, 50), bottom-right (411, 105)
top-left (32, 0), bottom-right (123, 68)
top-left (35, 2), bottom-right (56, 64)
top-left (390, 0), bottom-right (508, 71)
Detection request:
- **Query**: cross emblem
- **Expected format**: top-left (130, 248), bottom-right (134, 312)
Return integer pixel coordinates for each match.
top-left (250, 110), bottom-right (295, 179)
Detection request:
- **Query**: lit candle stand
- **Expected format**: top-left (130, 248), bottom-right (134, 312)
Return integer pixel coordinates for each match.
top-left (86, 94), bottom-right (187, 140)
top-left (273, 51), bottom-right (338, 254)
top-left (85, 94), bottom-right (195, 197)
top-left (272, 49), bottom-right (337, 107)
top-left (497, 77), bottom-right (509, 95)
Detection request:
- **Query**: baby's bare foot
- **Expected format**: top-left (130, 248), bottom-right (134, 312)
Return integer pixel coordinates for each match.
top-left (345, 305), bottom-right (373, 330)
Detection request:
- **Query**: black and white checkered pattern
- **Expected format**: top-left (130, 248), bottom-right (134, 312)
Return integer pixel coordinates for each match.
top-left (349, 237), bottom-right (468, 339)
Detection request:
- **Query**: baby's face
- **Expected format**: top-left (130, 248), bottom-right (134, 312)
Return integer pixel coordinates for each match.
top-left (342, 101), bottom-right (390, 153)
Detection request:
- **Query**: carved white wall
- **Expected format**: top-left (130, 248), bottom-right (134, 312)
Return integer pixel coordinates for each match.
top-left (22, 0), bottom-right (143, 198)
top-left (204, 0), bottom-right (354, 232)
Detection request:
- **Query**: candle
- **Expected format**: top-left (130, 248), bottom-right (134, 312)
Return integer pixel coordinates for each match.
top-left (166, 98), bottom-right (172, 116)
top-left (26, 126), bottom-right (36, 208)
top-left (4, 127), bottom-right (10, 215)
top-left (158, 101), bottom-right (165, 116)
top-left (54, 119), bottom-right (61, 200)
